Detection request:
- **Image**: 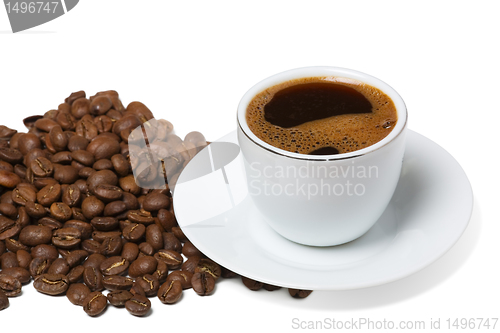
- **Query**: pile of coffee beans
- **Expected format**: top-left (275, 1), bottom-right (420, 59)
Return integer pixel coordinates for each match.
top-left (0, 90), bottom-right (312, 316)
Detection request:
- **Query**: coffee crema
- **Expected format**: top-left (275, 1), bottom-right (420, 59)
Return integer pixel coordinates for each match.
top-left (246, 77), bottom-right (398, 155)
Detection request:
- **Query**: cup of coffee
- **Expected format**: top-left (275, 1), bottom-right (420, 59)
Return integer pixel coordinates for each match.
top-left (237, 66), bottom-right (407, 246)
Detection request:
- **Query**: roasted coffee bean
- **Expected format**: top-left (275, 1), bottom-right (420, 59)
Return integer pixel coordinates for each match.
top-left (145, 224), bottom-right (163, 252)
top-left (37, 217), bottom-right (63, 231)
top-left (81, 239), bottom-right (102, 254)
top-left (0, 267), bottom-right (31, 284)
top-left (93, 158), bottom-right (113, 170)
top-left (99, 236), bottom-right (122, 256)
top-left (104, 200), bottom-right (127, 216)
top-left (0, 169), bottom-right (21, 188)
top-left (195, 259), bottom-right (221, 280)
top-left (0, 125), bottom-right (17, 139)
top-left (67, 135), bottom-right (89, 152)
top-left (83, 291), bottom-right (107, 317)
top-left (288, 289), bottom-right (313, 298)
top-left (53, 164), bottom-right (79, 184)
top-left (64, 250), bottom-right (88, 267)
top-left (0, 240), bottom-right (5, 256)
top-left (12, 187), bottom-right (36, 206)
top-left (241, 277), bottom-right (263, 291)
top-left (129, 283), bottom-right (146, 296)
top-left (155, 249), bottom-right (183, 270)
top-left (37, 183), bottom-right (61, 206)
top-left (125, 294), bottom-right (151, 317)
top-left (64, 220), bottom-right (93, 239)
top-left (51, 151), bottom-right (72, 164)
top-left (71, 97), bottom-right (90, 118)
top-left (90, 216), bottom-right (119, 232)
top-left (0, 203), bottom-right (17, 220)
top-left (128, 256), bottom-right (157, 278)
top-left (30, 157), bottom-right (54, 177)
top-left (192, 272), bottom-right (215, 296)
top-left (0, 148), bottom-right (23, 165)
top-left (33, 273), bottom-right (69, 295)
top-left (67, 265), bottom-right (85, 284)
top-left (1, 252), bottom-right (18, 269)
top-left (163, 232), bottom-right (182, 252)
top-left (221, 266), bottom-right (238, 279)
top-left (93, 184), bottom-right (123, 203)
top-left (14, 164), bottom-right (27, 179)
top-left (71, 207), bottom-right (87, 221)
top-left (143, 192), bottom-right (170, 212)
top-left (166, 270), bottom-right (193, 290)
top-left (56, 111), bottom-right (76, 131)
top-left (25, 200), bottom-right (47, 218)
top-left (50, 202), bottom-right (73, 222)
top-left (157, 209), bottom-right (176, 232)
top-left (49, 125), bottom-right (68, 151)
top-left (0, 274), bottom-right (22, 296)
top-left (127, 209), bottom-right (154, 225)
top-left (172, 227), bottom-right (188, 242)
top-left (182, 241), bottom-right (204, 258)
top-left (47, 258), bottom-right (70, 275)
top-left (119, 175), bottom-right (141, 195)
top-left (181, 256), bottom-right (201, 274)
top-left (107, 290), bottom-right (133, 307)
top-left (121, 192), bottom-right (139, 210)
top-left (67, 283), bottom-right (91, 306)
top-left (18, 225), bottom-right (52, 246)
top-left (138, 242), bottom-right (154, 256)
top-left (0, 216), bottom-right (20, 240)
top-left (29, 258), bottom-right (53, 277)
top-left (16, 249), bottom-right (32, 269)
top-left (152, 260), bottom-right (168, 283)
top-left (71, 150), bottom-right (95, 167)
top-left (78, 166), bottom-right (95, 179)
top-left (18, 133), bottom-right (42, 156)
top-left (100, 256), bottom-right (129, 276)
top-left (82, 253), bottom-right (106, 270)
top-left (62, 184), bottom-right (81, 207)
top-left (5, 238), bottom-right (29, 253)
top-left (52, 227), bottom-right (82, 249)
top-left (91, 230), bottom-right (121, 243)
top-left (158, 280), bottom-right (182, 304)
top-left (65, 91), bottom-right (86, 105)
top-left (111, 154), bottom-right (129, 177)
top-left (86, 135), bottom-right (121, 161)
top-left (121, 242), bottom-right (139, 263)
top-left (122, 223), bottom-right (146, 242)
top-left (263, 284), bottom-right (282, 291)
top-left (83, 266), bottom-right (104, 291)
top-left (0, 290), bottom-right (9, 310)
top-left (133, 274), bottom-right (159, 297)
top-left (31, 244), bottom-right (59, 260)
top-left (102, 275), bottom-right (134, 291)
top-left (81, 196), bottom-right (105, 220)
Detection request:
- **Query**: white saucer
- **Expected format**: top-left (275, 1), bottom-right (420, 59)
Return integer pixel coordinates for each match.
top-left (173, 130), bottom-right (473, 290)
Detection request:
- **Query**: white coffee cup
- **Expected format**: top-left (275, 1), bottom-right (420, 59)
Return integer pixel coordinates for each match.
top-left (237, 66), bottom-right (407, 246)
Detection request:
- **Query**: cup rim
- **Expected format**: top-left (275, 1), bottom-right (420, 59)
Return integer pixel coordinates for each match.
top-left (237, 66), bottom-right (408, 161)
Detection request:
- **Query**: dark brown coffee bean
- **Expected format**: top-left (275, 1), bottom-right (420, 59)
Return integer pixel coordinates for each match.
top-left (50, 202), bottom-right (73, 222)
top-left (157, 209), bottom-right (176, 232)
top-left (138, 242), bottom-right (154, 256)
top-left (125, 294), bottom-right (151, 316)
top-left (18, 133), bottom-right (42, 156)
top-left (113, 114), bottom-right (142, 137)
top-left (91, 231), bottom-right (121, 243)
top-left (288, 289), bottom-right (313, 298)
top-left (107, 290), bottom-right (133, 307)
top-left (129, 283), bottom-right (145, 296)
top-left (145, 224), bottom-right (163, 252)
top-left (0, 240), bottom-right (5, 256)
top-left (65, 91), bottom-right (86, 105)
top-left (61, 184), bottom-right (81, 207)
top-left (93, 184), bottom-right (123, 203)
top-left (71, 98), bottom-right (90, 119)
top-left (56, 112), bottom-right (76, 131)
top-left (68, 135), bottom-right (89, 152)
top-left (16, 249), bottom-right (32, 269)
top-left (25, 200), bottom-right (47, 218)
top-left (83, 266), bottom-right (104, 291)
top-left (87, 170), bottom-right (118, 193)
top-left (47, 258), bottom-right (70, 275)
top-left (18, 225), bottom-right (52, 246)
top-left (0, 125), bottom-right (17, 139)
top-left (0, 274), bottom-right (22, 296)
top-left (94, 115), bottom-right (114, 134)
top-left (49, 125), bottom-right (68, 152)
top-left (29, 258), bottom-right (53, 277)
top-left (90, 217), bottom-right (119, 232)
top-left (195, 259), bottom-right (221, 280)
top-left (128, 256), bottom-right (157, 278)
top-left (33, 273), bottom-right (69, 295)
top-left (52, 227), bottom-right (81, 249)
top-left (121, 242), bottom-right (139, 263)
top-left (158, 280), bottom-right (182, 304)
top-left (99, 236), bottom-right (122, 256)
top-left (0, 147), bottom-right (23, 165)
top-left (92, 159), bottom-right (113, 171)
top-left (1, 267), bottom-right (31, 284)
top-left (0, 203), bottom-right (17, 220)
top-left (67, 265), bottom-right (85, 283)
top-left (36, 217), bottom-right (62, 231)
top-left (0, 290), bottom-right (9, 310)
top-left (192, 272), bottom-right (215, 296)
top-left (30, 157), bottom-right (53, 178)
top-left (81, 239), bottom-right (102, 254)
top-left (64, 250), bottom-right (88, 268)
top-left (83, 291), bottom-right (107, 317)
top-left (133, 274), bottom-right (159, 297)
top-left (143, 192), bottom-right (170, 212)
top-left (82, 253), bottom-right (106, 269)
top-left (119, 175), bottom-right (141, 195)
top-left (71, 150), bottom-right (95, 167)
top-left (155, 249), bottom-right (183, 270)
top-left (242, 276), bottom-right (263, 291)
top-left (81, 196), bottom-right (105, 220)
top-left (90, 96), bottom-right (112, 116)
top-left (100, 256), bottom-right (129, 276)
top-left (1, 252), bottom-right (18, 269)
top-left (102, 275), bottom-right (134, 291)
top-left (104, 201), bottom-right (127, 217)
top-left (163, 232), bottom-right (182, 252)
top-left (166, 270), bottom-right (193, 289)
top-left (182, 241), bottom-right (204, 258)
top-left (31, 244), bottom-right (59, 260)
top-left (263, 284), bottom-right (282, 291)
top-left (127, 209), bottom-right (154, 225)
top-left (53, 164), bottom-right (79, 184)
top-left (37, 183), bottom-right (61, 207)
top-left (181, 256), bottom-right (201, 274)
top-left (172, 226), bottom-right (188, 242)
top-left (221, 266), bottom-right (238, 278)
top-left (152, 260), bottom-right (168, 283)
top-left (71, 207), bottom-right (87, 221)
top-left (111, 154), bottom-right (129, 177)
top-left (122, 223), bottom-right (146, 242)
top-left (64, 220), bottom-right (92, 239)
top-left (0, 169), bottom-right (21, 188)
top-left (11, 187), bottom-right (36, 206)
top-left (13, 163), bottom-right (27, 179)
top-left (86, 135), bottom-right (121, 161)
top-left (78, 166), bottom-right (95, 179)
top-left (67, 283), bottom-right (91, 306)
top-left (0, 216), bottom-right (20, 240)
top-left (5, 238), bottom-right (29, 253)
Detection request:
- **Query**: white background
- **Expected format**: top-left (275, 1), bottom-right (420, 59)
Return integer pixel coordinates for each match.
top-left (0, 1), bottom-right (498, 332)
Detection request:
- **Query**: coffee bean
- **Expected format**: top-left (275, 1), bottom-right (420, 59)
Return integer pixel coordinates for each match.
top-left (67, 265), bottom-right (85, 283)
top-left (64, 220), bottom-right (93, 239)
top-left (91, 217), bottom-right (119, 231)
top-left (121, 242), bottom-right (139, 263)
top-left (118, 175), bottom-right (141, 195)
top-left (182, 241), bottom-right (204, 258)
top-left (33, 273), bottom-right (69, 295)
top-left (49, 125), bottom-right (68, 152)
top-left (93, 159), bottom-right (113, 171)
top-left (166, 270), bottom-right (193, 290)
top-left (93, 184), bottom-right (123, 203)
top-left (50, 202), bottom-right (73, 222)
top-left (102, 275), bottom-right (134, 291)
top-left (64, 250), bottom-right (88, 268)
top-left (171, 227), bottom-right (188, 242)
top-left (195, 259), bottom-right (221, 280)
top-left (37, 183), bottom-right (61, 206)
top-left (81, 196), bottom-right (105, 220)
top-left (221, 266), bottom-right (238, 279)
top-left (263, 284), bottom-right (282, 291)
top-left (154, 249), bottom-right (183, 270)
top-left (241, 276), bottom-right (263, 291)
top-left (5, 238), bottom-right (29, 253)
top-left (181, 256), bottom-right (201, 274)
top-left (65, 91), bottom-right (86, 105)
top-left (107, 290), bottom-right (133, 307)
top-left (122, 223), bottom-right (146, 242)
top-left (83, 291), bottom-right (107, 317)
top-left (25, 200), bottom-right (47, 218)
top-left (53, 164), bottom-right (79, 184)
top-left (104, 200), bottom-right (127, 216)
top-left (143, 192), bottom-right (170, 212)
top-left (0, 169), bottom-right (21, 188)
top-left (99, 236), bottom-right (122, 256)
top-left (1, 267), bottom-right (31, 284)
top-left (71, 150), bottom-right (95, 167)
top-left (145, 224), bottom-right (163, 252)
top-left (1, 252), bottom-right (18, 269)
top-left (16, 250), bottom-right (32, 269)
top-left (163, 232), bottom-right (182, 252)
top-left (288, 289), bottom-right (313, 298)
top-left (47, 258), bottom-right (70, 275)
top-left (192, 272), bottom-right (215, 296)
top-left (138, 242), bottom-right (154, 256)
top-left (0, 290), bottom-right (9, 310)
top-left (128, 256), bottom-right (157, 278)
top-left (83, 266), bottom-right (104, 292)
top-left (18, 225), bottom-right (52, 247)
top-left (0, 203), bottom-right (17, 220)
top-left (158, 280), bottom-right (182, 304)
top-left (111, 154), bottom-right (129, 177)
top-left (86, 135), bottom-right (121, 161)
top-left (91, 231), bottom-right (122, 243)
top-left (100, 256), bottom-right (129, 276)
top-left (152, 260), bottom-right (168, 283)
top-left (29, 258), bottom-right (53, 277)
top-left (0, 216), bottom-right (20, 240)
top-left (0, 274), bottom-right (22, 297)
top-left (18, 133), bottom-right (42, 155)
top-left (11, 187), bottom-right (36, 206)
top-left (157, 209), bottom-right (176, 232)
top-left (127, 209), bottom-right (154, 225)
top-left (81, 239), bottom-right (102, 254)
top-left (31, 244), bottom-right (59, 260)
top-left (52, 227), bottom-right (82, 249)
top-left (125, 294), bottom-right (151, 316)
top-left (66, 283), bottom-right (91, 306)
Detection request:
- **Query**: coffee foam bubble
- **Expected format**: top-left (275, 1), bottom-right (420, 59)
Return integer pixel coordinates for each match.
top-left (245, 77), bottom-right (398, 155)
